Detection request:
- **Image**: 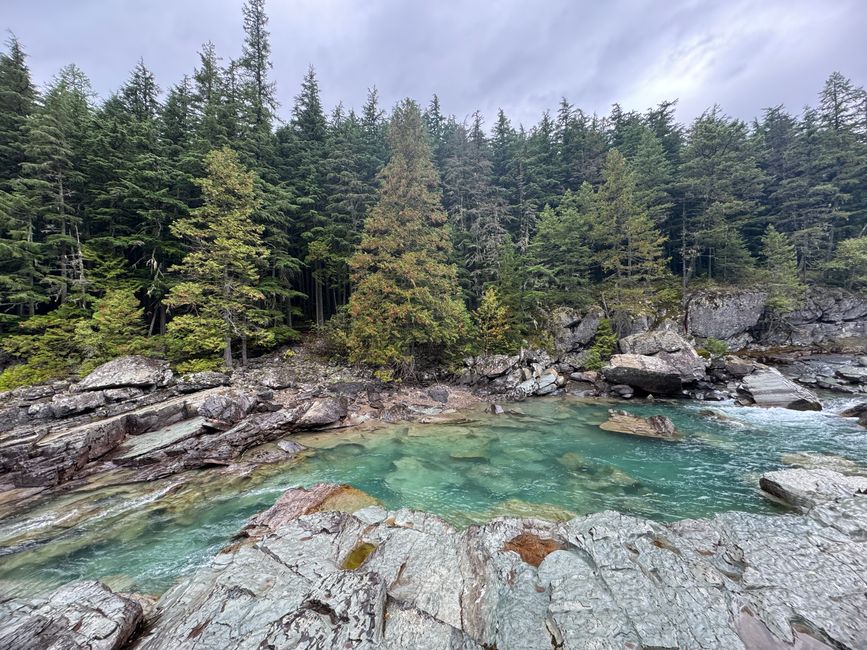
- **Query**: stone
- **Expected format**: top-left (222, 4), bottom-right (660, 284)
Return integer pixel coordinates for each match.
top-left (780, 452), bottom-right (864, 475)
top-left (609, 384), bottom-right (634, 399)
top-left (490, 403), bottom-right (505, 415)
top-left (426, 385), bottom-right (450, 403)
top-left (619, 330), bottom-right (707, 382)
top-left (723, 355), bottom-right (754, 378)
top-left (835, 365), bottom-right (867, 383)
top-left (551, 306), bottom-right (603, 353)
top-left (599, 409), bottom-right (681, 440)
top-left (558, 350), bottom-right (592, 371)
top-left (276, 439), bottom-right (306, 454)
top-left (197, 390), bottom-right (258, 426)
top-left (78, 355), bottom-right (172, 391)
top-left (686, 289), bottom-right (768, 342)
top-left (176, 371), bottom-right (230, 393)
top-left (738, 364), bottom-right (822, 411)
top-left (0, 580), bottom-right (142, 650)
top-left (474, 354), bottom-right (519, 379)
top-left (602, 354), bottom-right (682, 394)
top-left (103, 387), bottom-right (144, 402)
top-left (760, 467), bottom-right (867, 511)
top-left (295, 397), bottom-right (348, 428)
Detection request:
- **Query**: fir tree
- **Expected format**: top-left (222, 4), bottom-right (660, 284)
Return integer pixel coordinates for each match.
top-left (0, 35), bottom-right (36, 182)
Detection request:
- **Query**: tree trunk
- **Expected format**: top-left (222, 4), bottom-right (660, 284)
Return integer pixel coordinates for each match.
top-left (224, 336), bottom-right (233, 370)
top-left (241, 334), bottom-right (248, 366)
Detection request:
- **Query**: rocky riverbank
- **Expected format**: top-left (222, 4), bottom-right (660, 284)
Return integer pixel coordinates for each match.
top-left (3, 465), bottom-right (865, 650)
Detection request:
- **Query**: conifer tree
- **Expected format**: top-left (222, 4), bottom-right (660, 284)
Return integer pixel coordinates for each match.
top-left (474, 286), bottom-right (512, 354)
top-left (347, 99), bottom-right (470, 377)
top-left (593, 150), bottom-right (668, 303)
top-left (759, 224), bottom-right (803, 313)
top-left (0, 35), bottom-right (36, 182)
top-left (166, 147), bottom-right (269, 368)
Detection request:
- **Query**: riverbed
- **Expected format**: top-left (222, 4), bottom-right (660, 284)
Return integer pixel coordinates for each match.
top-left (0, 395), bottom-right (865, 597)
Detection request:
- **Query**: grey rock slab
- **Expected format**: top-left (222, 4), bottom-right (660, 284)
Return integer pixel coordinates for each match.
top-left (78, 355), bottom-right (172, 391)
top-left (295, 397), bottom-right (348, 428)
top-left (738, 365), bottom-right (822, 411)
top-left (687, 290), bottom-right (768, 342)
top-left (760, 467), bottom-right (867, 511)
top-left (0, 580), bottom-right (142, 650)
top-left (112, 417), bottom-right (207, 463)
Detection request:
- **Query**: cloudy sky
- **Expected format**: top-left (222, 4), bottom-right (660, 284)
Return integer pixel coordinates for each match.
top-left (5, 0), bottom-right (866, 128)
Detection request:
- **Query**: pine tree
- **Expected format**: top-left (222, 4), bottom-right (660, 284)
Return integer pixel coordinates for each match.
top-left (165, 147), bottom-right (269, 368)
top-left (347, 99), bottom-right (470, 377)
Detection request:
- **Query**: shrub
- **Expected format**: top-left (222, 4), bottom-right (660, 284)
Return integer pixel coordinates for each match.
top-left (584, 319), bottom-right (618, 370)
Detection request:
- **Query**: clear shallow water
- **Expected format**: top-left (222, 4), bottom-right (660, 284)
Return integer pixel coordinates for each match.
top-left (1, 395), bottom-right (865, 597)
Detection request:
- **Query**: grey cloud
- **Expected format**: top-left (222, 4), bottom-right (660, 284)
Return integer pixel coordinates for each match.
top-left (5, 0), bottom-right (867, 129)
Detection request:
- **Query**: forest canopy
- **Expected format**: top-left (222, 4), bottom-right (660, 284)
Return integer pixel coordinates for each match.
top-left (1, 0), bottom-right (866, 384)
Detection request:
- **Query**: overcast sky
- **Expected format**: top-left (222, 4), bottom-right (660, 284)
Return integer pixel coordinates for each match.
top-left (5, 0), bottom-right (867, 129)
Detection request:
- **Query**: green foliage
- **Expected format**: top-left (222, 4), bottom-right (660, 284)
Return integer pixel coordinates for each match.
top-left (584, 319), bottom-right (618, 370)
top-left (0, 304), bottom-right (86, 386)
top-left (346, 100), bottom-right (471, 375)
top-left (703, 337), bottom-right (728, 358)
top-left (825, 236), bottom-right (867, 290)
top-left (173, 357), bottom-right (224, 375)
top-left (75, 289), bottom-right (151, 371)
top-left (474, 286), bottom-right (513, 354)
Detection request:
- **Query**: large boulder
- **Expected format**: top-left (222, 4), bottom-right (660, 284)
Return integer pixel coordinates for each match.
top-left (686, 290), bottom-right (767, 345)
top-left (0, 580), bottom-right (143, 650)
top-left (738, 365), bottom-right (822, 411)
top-left (79, 356), bottom-right (172, 391)
top-left (295, 397), bottom-right (348, 428)
top-left (197, 390), bottom-right (259, 427)
top-left (618, 330), bottom-right (706, 382)
top-left (473, 354), bottom-right (519, 379)
top-left (788, 287), bottom-right (867, 325)
top-left (601, 354), bottom-right (683, 395)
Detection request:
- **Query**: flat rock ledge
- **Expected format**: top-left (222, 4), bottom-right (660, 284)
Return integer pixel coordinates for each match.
top-left (93, 471), bottom-right (867, 649)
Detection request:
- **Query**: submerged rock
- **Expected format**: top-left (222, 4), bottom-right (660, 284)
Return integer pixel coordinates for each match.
top-left (738, 365), bottom-right (822, 411)
top-left (0, 580), bottom-right (142, 650)
top-left (78, 355), bottom-right (172, 391)
top-left (599, 409), bottom-right (681, 440)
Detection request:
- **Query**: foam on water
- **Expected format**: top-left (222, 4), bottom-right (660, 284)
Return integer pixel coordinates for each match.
top-left (1, 395), bottom-right (865, 597)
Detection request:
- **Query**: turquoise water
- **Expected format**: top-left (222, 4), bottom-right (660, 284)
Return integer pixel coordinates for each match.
top-left (0, 395), bottom-right (865, 597)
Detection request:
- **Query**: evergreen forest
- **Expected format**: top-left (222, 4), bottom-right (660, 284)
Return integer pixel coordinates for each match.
top-left (2, 0), bottom-right (867, 385)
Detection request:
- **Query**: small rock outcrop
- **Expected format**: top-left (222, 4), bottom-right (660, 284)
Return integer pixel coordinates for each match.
top-left (599, 409), bottom-right (681, 440)
top-left (738, 365), bottom-right (822, 411)
top-left (78, 355), bottom-right (173, 391)
top-left (0, 580), bottom-right (143, 650)
top-left (295, 397), bottom-right (348, 428)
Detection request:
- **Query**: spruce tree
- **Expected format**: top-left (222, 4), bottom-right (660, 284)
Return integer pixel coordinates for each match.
top-left (347, 99), bottom-right (470, 377)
